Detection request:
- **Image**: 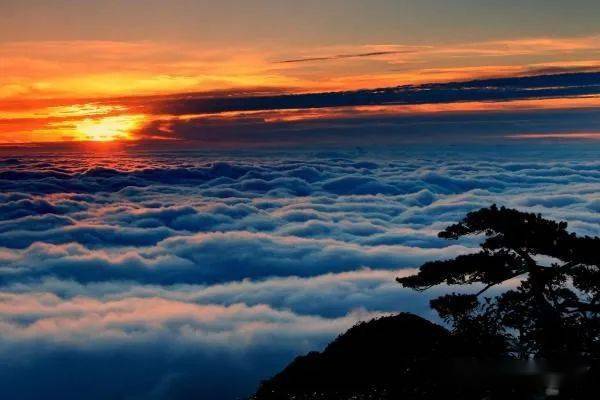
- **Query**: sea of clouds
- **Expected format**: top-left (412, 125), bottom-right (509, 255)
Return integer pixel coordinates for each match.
top-left (1, 144), bottom-right (599, 399)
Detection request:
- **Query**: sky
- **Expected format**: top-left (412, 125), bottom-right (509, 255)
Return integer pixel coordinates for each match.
top-left (1, 0), bottom-right (600, 144)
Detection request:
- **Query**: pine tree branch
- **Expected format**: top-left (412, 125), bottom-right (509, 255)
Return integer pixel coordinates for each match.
top-left (474, 270), bottom-right (528, 297)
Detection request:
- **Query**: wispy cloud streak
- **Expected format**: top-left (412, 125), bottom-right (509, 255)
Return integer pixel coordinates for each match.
top-left (274, 50), bottom-right (416, 64)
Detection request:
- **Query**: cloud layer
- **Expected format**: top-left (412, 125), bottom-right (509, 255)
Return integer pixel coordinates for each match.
top-left (1, 145), bottom-right (599, 398)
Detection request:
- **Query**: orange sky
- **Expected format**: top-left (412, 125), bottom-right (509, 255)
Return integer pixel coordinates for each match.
top-left (1, 35), bottom-right (600, 143)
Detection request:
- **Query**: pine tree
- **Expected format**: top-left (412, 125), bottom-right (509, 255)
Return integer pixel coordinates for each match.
top-left (398, 205), bottom-right (600, 360)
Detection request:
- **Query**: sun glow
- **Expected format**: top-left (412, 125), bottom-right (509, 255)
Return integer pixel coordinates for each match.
top-left (74, 114), bottom-right (146, 141)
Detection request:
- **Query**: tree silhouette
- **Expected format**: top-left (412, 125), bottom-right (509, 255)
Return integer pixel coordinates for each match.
top-left (398, 205), bottom-right (600, 361)
top-left (254, 206), bottom-right (600, 399)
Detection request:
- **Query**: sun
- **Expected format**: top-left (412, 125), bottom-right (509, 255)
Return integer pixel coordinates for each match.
top-left (75, 114), bottom-right (146, 142)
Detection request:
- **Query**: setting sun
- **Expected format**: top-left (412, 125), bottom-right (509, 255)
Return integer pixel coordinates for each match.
top-left (74, 114), bottom-right (146, 141)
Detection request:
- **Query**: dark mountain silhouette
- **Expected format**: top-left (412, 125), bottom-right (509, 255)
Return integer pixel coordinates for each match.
top-left (253, 206), bottom-right (600, 399)
top-left (253, 313), bottom-right (599, 399)
top-left (253, 313), bottom-right (460, 400)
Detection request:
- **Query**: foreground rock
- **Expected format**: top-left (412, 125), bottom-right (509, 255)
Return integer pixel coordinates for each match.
top-left (252, 313), bottom-right (598, 400)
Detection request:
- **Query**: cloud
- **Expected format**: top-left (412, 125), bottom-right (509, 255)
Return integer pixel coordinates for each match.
top-left (274, 50), bottom-right (416, 64)
top-left (0, 265), bottom-right (462, 399)
top-left (0, 231), bottom-right (472, 284)
top-left (148, 72), bottom-right (600, 117)
top-left (0, 290), bottom-right (377, 400)
top-left (1, 147), bottom-right (600, 398)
